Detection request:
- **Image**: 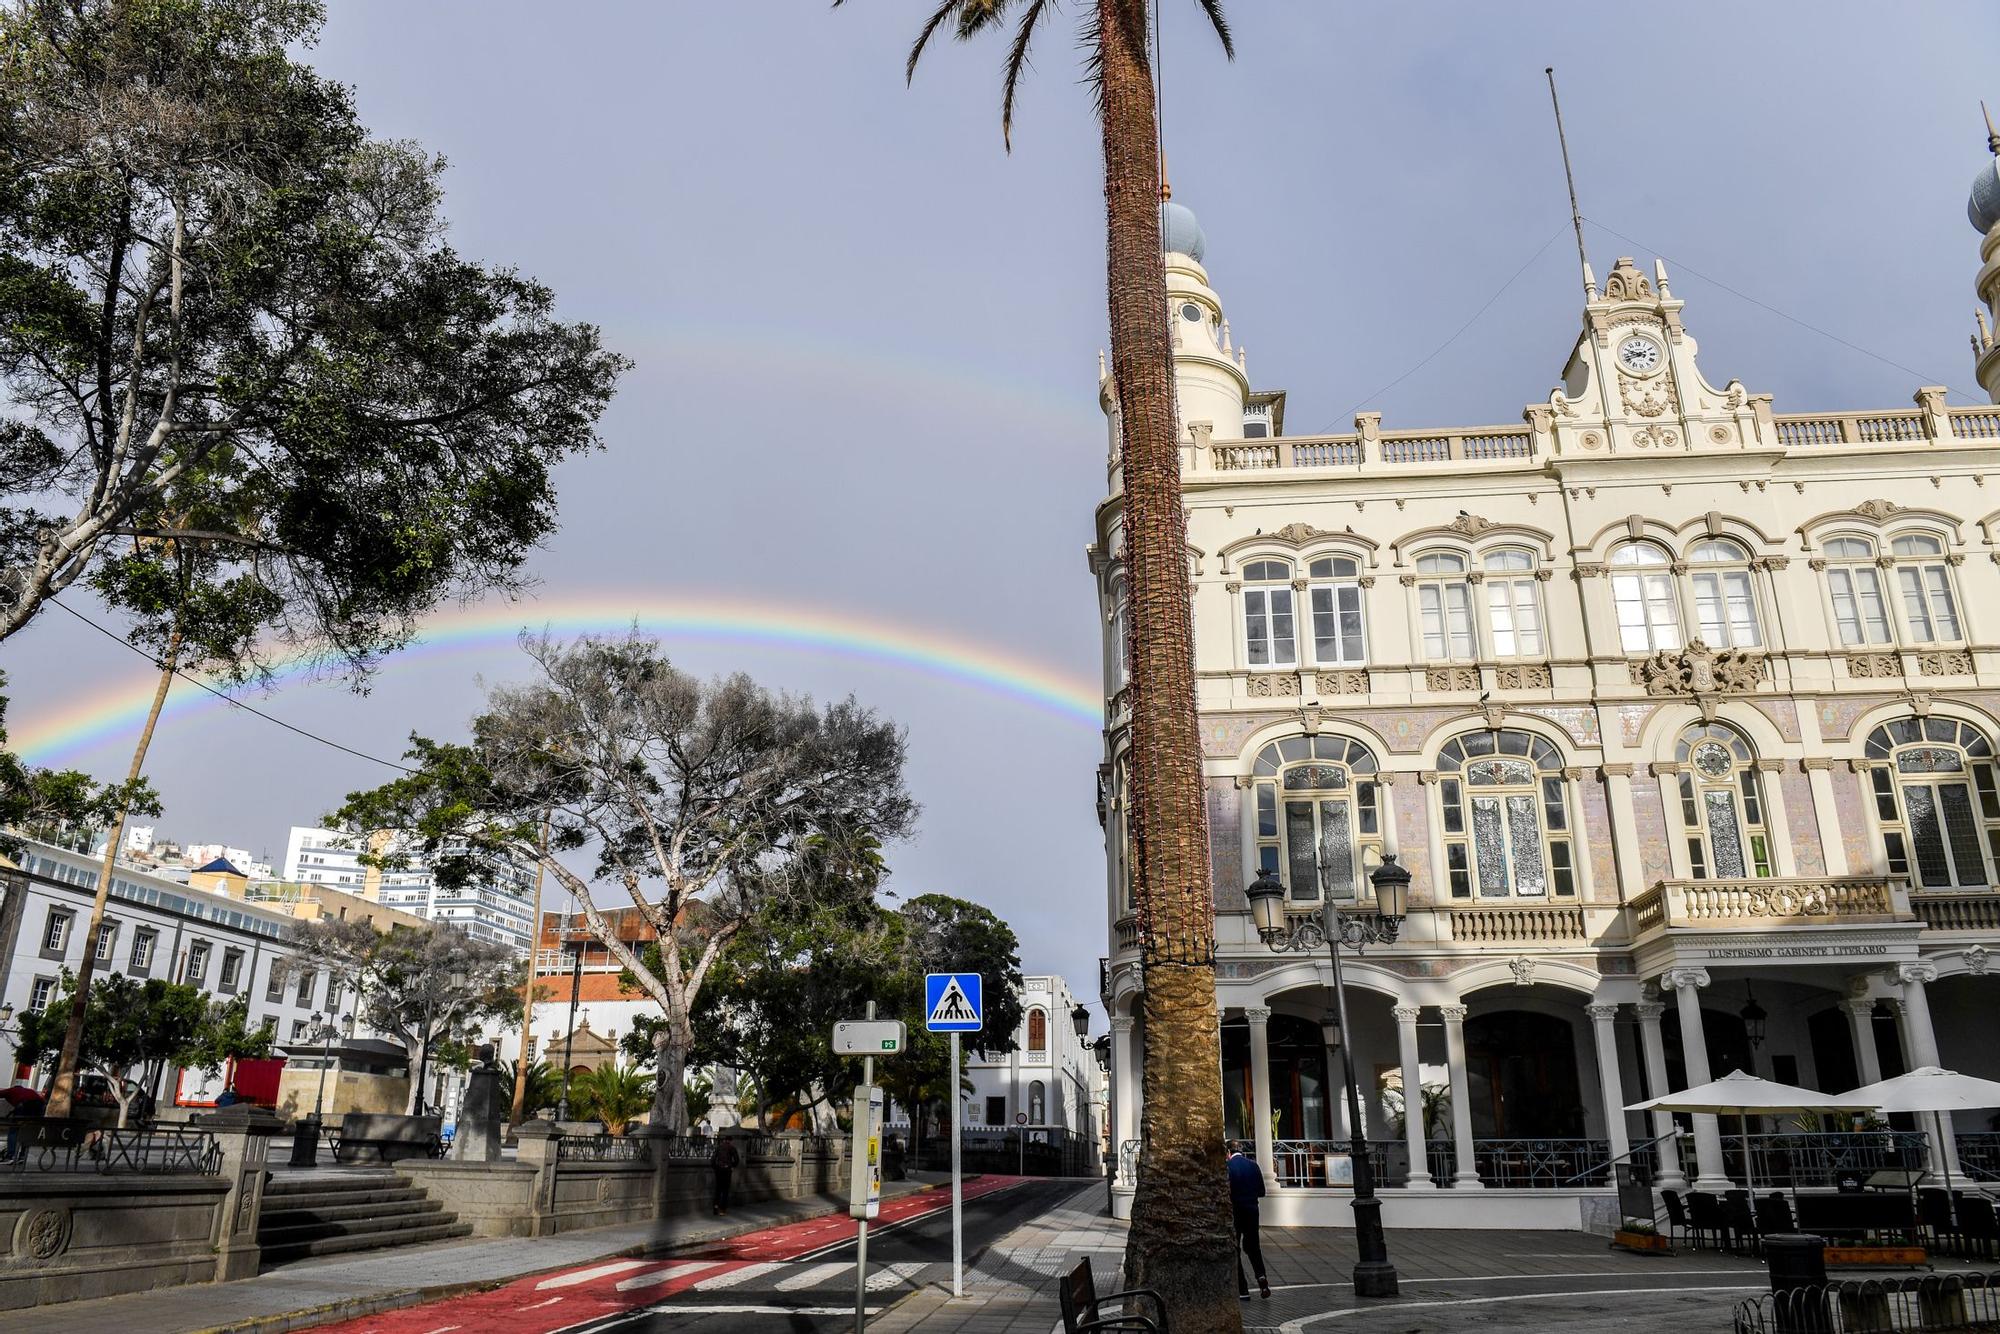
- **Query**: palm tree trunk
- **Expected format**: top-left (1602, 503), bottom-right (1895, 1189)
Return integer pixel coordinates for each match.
top-left (45, 634), bottom-right (180, 1121)
top-left (509, 811), bottom-right (552, 1127)
top-left (1096, 3), bottom-right (1238, 1329)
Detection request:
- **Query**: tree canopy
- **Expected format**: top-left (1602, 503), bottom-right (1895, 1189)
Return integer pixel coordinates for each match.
top-left (0, 0), bottom-right (628, 663)
top-left (332, 629), bottom-right (918, 1129)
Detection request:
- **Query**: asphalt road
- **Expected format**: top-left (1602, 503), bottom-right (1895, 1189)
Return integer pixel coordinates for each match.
top-left (314, 1175), bottom-right (1084, 1334)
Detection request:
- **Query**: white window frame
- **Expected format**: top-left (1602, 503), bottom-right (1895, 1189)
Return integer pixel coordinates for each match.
top-left (42, 910), bottom-right (70, 955)
top-left (1107, 575), bottom-right (1129, 688)
top-left (130, 929), bottom-right (156, 971)
top-left (1305, 555), bottom-right (1367, 666)
top-left (1686, 539), bottom-right (1762, 649)
top-left (1823, 536), bottom-right (1894, 647)
top-left (1889, 533), bottom-right (1964, 646)
top-left (93, 921), bottom-right (116, 962)
top-left (1414, 552), bottom-right (1476, 662)
top-left (1241, 560), bottom-right (1298, 669)
top-left (184, 940), bottom-right (210, 985)
top-left (27, 976), bottom-right (56, 1014)
top-left (1610, 543), bottom-right (1682, 654)
top-left (1480, 548), bottom-right (1544, 659)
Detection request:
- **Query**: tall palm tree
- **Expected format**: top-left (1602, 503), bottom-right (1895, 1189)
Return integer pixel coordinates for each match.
top-left (842, 2), bottom-right (1239, 1327)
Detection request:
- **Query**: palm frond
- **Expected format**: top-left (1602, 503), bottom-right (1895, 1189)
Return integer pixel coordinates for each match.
top-left (1000, 0), bottom-right (1052, 151)
top-left (956, 0), bottom-right (1012, 40)
top-left (903, 0), bottom-right (962, 84)
top-left (1192, 0), bottom-right (1234, 60)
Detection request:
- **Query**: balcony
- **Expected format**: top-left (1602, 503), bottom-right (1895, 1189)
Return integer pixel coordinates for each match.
top-left (1627, 876), bottom-right (1913, 943)
top-left (1910, 892), bottom-right (2000, 934)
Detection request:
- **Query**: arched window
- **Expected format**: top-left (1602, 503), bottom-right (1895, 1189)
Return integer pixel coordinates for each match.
top-left (1027, 1008), bottom-right (1047, 1052)
top-left (1611, 542), bottom-right (1681, 653)
top-left (1107, 575), bottom-right (1129, 688)
top-left (1889, 534), bottom-right (1963, 644)
top-left (1415, 552), bottom-right (1474, 661)
top-left (1673, 723), bottom-right (1771, 879)
top-left (1864, 718), bottom-right (2000, 888)
top-left (1241, 559), bottom-right (1296, 668)
top-left (1824, 536), bottom-right (1892, 646)
top-left (1482, 548), bottom-right (1543, 658)
top-left (1249, 734), bottom-right (1383, 901)
top-left (1436, 730), bottom-right (1576, 899)
top-left (1306, 555), bottom-right (1366, 665)
top-left (1687, 538), bottom-right (1762, 648)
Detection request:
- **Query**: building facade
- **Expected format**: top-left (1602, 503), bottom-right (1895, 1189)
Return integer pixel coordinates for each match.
top-left (963, 973), bottom-right (1105, 1142)
top-left (283, 825), bottom-right (539, 951)
top-left (1094, 141), bottom-right (2000, 1227)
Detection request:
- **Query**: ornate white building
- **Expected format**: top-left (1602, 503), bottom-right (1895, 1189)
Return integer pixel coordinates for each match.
top-left (1094, 133), bottom-right (2000, 1228)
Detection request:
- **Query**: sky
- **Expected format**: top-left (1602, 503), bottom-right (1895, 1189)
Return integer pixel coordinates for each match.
top-left (7, 1), bottom-right (2000, 1028)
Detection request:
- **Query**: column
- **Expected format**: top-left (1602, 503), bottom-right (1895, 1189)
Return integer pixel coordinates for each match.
top-left (1438, 1005), bottom-right (1481, 1188)
top-left (1394, 1004), bottom-right (1435, 1188)
top-left (1842, 994), bottom-right (1883, 1087)
top-left (1111, 1016), bottom-right (1139, 1185)
top-left (1666, 967), bottom-right (1732, 1191)
top-left (1895, 963), bottom-right (1960, 1180)
top-left (1633, 999), bottom-right (1689, 1191)
top-left (1245, 1007), bottom-right (1276, 1182)
top-left (1585, 1003), bottom-right (1631, 1166)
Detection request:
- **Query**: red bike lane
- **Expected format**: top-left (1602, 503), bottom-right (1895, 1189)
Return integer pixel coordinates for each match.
top-left (312, 1175), bottom-right (1024, 1334)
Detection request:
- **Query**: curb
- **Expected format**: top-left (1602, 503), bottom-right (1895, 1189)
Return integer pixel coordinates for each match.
top-left (194, 1183), bottom-right (940, 1334)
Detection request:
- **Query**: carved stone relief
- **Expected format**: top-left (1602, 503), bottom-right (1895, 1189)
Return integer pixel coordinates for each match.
top-left (1846, 653), bottom-right (1902, 680)
top-left (1629, 640), bottom-right (1766, 697)
top-left (1494, 664), bottom-right (1552, 690)
top-left (1245, 674), bottom-right (1301, 698)
top-left (1426, 667), bottom-right (1480, 693)
top-left (1919, 651), bottom-right (1975, 677)
top-left (1316, 670), bottom-right (1369, 695)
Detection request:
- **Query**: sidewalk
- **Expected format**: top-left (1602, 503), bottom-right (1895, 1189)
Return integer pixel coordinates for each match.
top-left (3, 1181), bottom-right (930, 1334)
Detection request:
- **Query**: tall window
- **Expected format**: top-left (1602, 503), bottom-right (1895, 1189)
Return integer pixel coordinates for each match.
top-left (1890, 534), bottom-right (1963, 644)
top-left (1865, 717), bottom-right (2000, 888)
top-left (295, 968), bottom-right (316, 1007)
top-left (1241, 560), bottom-right (1297, 668)
top-left (1306, 556), bottom-right (1366, 665)
top-left (1107, 575), bottom-right (1129, 688)
top-left (185, 940), bottom-right (210, 985)
top-left (1824, 536), bottom-right (1892, 646)
top-left (27, 977), bottom-right (55, 1014)
top-left (1611, 543), bottom-right (1681, 652)
top-left (1674, 724), bottom-right (1771, 878)
top-left (1482, 549), bottom-right (1543, 658)
top-left (93, 922), bottom-right (116, 962)
top-left (1687, 539), bottom-right (1762, 648)
top-left (1248, 734), bottom-right (1383, 901)
top-left (42, 910), bottom-right (69, 954)
top-left (1436, 730), bottom-right (1576, 899)
top-left (1027, 1008), bottom-right (1047, 1053)
top-left (1415, 552), bottom-right (1474, 661)
top-left (130, 929), bottom-right (155, 971)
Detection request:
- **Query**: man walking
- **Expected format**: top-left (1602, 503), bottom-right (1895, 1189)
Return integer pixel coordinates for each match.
top-left (710, 1135), bottom-right (740, 1216)
top-left (1228, 1143), bottom-right (1271, 1300)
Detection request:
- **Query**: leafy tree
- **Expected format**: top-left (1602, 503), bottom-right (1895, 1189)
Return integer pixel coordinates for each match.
top-left (281, 918), bottom-right (522, 1114)
top-left (16, 971), bottom-right (270, 1125)
top-left (331, 630), bottom-right (917, 1130)
top-left (499, 1058), bottom-right (564, 1118)
top-left (851, 2), bottom-right (1242, 1324)
top-left (7, 0), bottom-right (627, 1117)
top-left (570, 1062), bottom-right (654, 1135)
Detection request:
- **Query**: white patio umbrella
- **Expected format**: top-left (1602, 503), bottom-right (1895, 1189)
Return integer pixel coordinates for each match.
top-left (1629, 1069), bottom-right (1874, 1191)
top-left (1837, 1066), bottom-right (2000, 1200)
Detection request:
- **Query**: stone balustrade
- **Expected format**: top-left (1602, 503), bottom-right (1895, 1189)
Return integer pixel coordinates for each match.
top-left (1910, 892), bottom-right (2000, 933)
top-left (1443, 904), bottom-right (1588, 945)
top-left (1628, 876), bottom-right (1913, 937)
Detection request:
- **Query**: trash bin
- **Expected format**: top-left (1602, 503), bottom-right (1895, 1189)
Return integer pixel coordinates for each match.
top-left (1763, 1234), bottom-right (1832, 1334)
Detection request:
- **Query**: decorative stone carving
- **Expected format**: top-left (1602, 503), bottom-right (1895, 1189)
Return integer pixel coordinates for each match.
top-left (1392, 1004), bottom-right (1423, 1023)
top-left (1572, 562), bottom-right (1608, 580)
top-left (1494, 664), bottom-right (1552, 690)
top-left (1245, 674), bottom-right (1300, 698)
top-left (1585, 1003), bottom-right (1622, 1021)
top-left (1897, 962), bottom-right (1939, 987)
top-left (1630, 639), bottom-right (1765, 697)
top-left (1853, 499), bottom-right (1903, 523)
top-left (1633, 424), bottom-right (1680, 450)
top-left (15, 1206), bottom-right (71, 1262)
top-left (1845, 652), bottom-right (1902, 679)
top-left (1708, 425), bottom-right (1734, 445)
top-left (1448, 513), bottom-right (1495, 537)
top-left (1438, 1004), bottom-right (1469, 1023)
top-left (1580, 430), bottom-right (1603, 449)
top-left (1799, 756), bottom-right (1835, 771)
top-left (1272, 521), bottom-right (1335, 545)
top-left (1919, 651), bottom-right (1975, 677)
top-left (1426, 666), bottom-right (1479, 692)
top-left (1508, 956), bottom-right (1537, 988)
top-left (1316, 670), bottom-right (1369, 695)
top-left (1551, 390), bottom-right (1578, 419)
top-left (1619, 370), bottom-right (1675, 419)
top-left (1602, 258), bottom-right (1654, 301)
top-left (1662, 966), bottom-right (1712, 991)
top-left (1244, 1006), bottom-right (1273, 1024)
top-left (1966, 945), bottom-right (1991, 977)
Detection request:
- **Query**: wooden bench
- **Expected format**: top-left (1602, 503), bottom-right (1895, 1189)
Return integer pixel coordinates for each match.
top-left (1058, 1257), bottom-right (1166, 1333)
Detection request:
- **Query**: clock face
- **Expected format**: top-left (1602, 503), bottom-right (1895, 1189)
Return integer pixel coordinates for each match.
top-left (1617, 336), bottom-right (1663, 374)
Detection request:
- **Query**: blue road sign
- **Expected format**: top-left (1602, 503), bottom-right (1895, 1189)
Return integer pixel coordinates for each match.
top-left (924, 972), bottom-right (983, 1032)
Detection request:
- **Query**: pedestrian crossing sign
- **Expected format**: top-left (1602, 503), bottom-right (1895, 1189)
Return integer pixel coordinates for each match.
top-left (924, 972), bottom-right (983, 1032)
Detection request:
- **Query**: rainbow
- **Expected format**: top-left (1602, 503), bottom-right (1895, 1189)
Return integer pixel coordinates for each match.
top-left (13, 595), bottom-right (1107, 767)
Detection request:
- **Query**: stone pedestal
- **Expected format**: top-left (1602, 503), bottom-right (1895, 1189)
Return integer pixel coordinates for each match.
top-left (451, 1064), bottom-right (506, 1163)
top-left (191, 1105), bottom-right (285, 1281)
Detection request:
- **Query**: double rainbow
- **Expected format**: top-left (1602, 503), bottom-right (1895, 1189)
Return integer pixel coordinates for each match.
top-left (13, 595), bottom-right (1107, 767)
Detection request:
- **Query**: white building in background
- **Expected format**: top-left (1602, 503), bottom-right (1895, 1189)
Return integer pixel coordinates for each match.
top-left (1093, 130), bottom-right (2000, 1228)
top-left (963, 973), bottom-right (1105, 1143)
top-left (283, 826), bottom-right (538, 951)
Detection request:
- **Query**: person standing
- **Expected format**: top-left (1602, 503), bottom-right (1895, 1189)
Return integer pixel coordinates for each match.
top-left (710, 1135), bottom-right (740, 1216)
top-left (1228, 1144), bottom-right (1271, 1300)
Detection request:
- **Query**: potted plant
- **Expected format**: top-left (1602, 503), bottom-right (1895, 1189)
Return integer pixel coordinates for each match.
top-left (1613, 1217), bottom-right (1670, 1253)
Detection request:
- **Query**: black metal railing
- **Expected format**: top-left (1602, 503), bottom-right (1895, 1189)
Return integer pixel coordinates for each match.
top-left (1957, 1134), bottom-right (2000, 1183)
top-left (1470, 1139), bottom-right (1614, 1188)
top-left (1734, 1272), bottom-right (2000, 1332)
top-left (3, 1124), bottom-right (222, 1175)
top-left (554, 1133), bottom-right (651, 1163)
top-left (1728, 1132), bottom-right (1929, 1188)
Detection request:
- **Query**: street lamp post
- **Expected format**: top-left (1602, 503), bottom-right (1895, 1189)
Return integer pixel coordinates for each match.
top-left (310, 1011), bottom-right (353, 1122)
top-left (1243, 854), bottom-right (1411, 1299)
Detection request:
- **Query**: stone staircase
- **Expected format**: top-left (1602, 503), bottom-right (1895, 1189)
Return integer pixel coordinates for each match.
top-left (257, 1171), bottom-right (471, 1266)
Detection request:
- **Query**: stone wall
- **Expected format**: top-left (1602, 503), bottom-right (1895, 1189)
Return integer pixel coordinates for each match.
top-left (0, 1174), bottom-right (230, 1310)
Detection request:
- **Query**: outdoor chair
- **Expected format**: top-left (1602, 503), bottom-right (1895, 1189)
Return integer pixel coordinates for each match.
top-left (1956, 1195), bottom-right (1999, 1260)
top-left (1660, 1189), bottom-right (1691, 1248)
top-left (1919, 1187), bottom-right (1961, 1253)
top-left (1687, 1191), bottom-right (1728, 1251)
top-left (1755, 1192), bottom-right (1795, 1239)
top-left (1059, 1257), bottom-right (1167, 1333)
top-left (1722, 1190), bottom-right (1761, 1255)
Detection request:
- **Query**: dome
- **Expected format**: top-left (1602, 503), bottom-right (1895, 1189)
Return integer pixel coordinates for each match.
top-left (1972, 155), bottom-right (2000, 235)
top-left (1162, 200), bottom-right (1206, 262)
